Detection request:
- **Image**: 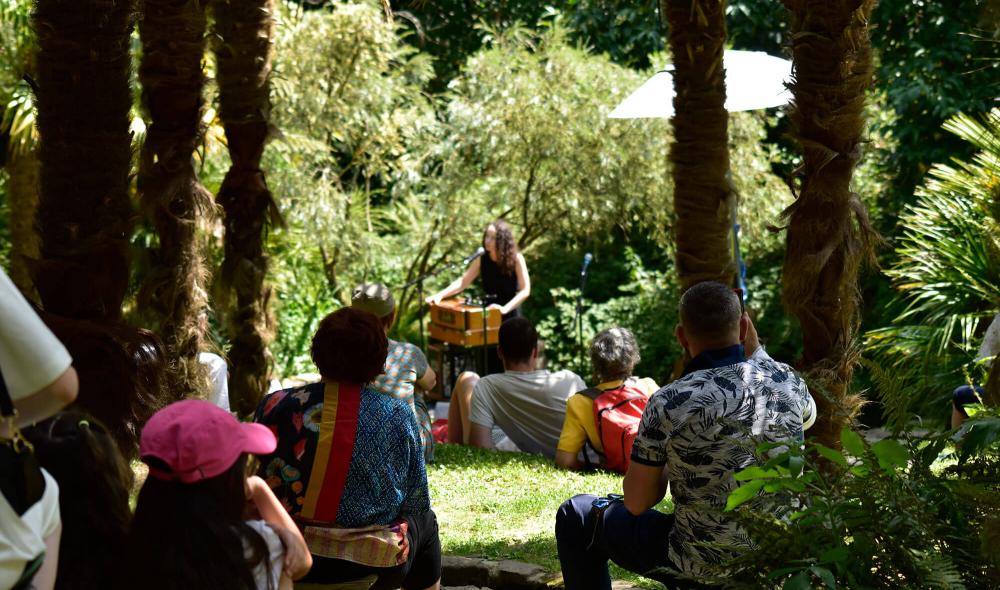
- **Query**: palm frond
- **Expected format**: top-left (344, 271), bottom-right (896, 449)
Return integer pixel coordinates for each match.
top-left (865, 109), bottom-right (1000, 426)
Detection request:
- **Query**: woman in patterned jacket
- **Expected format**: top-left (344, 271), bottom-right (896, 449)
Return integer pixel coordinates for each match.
top-left (254, 308), bottom-right (441, 590)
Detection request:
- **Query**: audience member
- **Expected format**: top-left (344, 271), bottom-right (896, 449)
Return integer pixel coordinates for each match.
top-left (23, 413), bottom-right (131, 590)
top-left (448, 317), bottom-right (585, 458)
top-left (198, 312), bottom-right (231, 412)
top-left (952, 311), bottom-right (1000, 428)
top-left (123, 400), bottom-right (311, 590)
top-left (555, 327), bottom-right (657, 471)
top-left (352, 282), bottom-right (438, 463)
top-left (555, 282), bottom-right (816, 589)
top-left (1, 267), bottom-right (78, 590)
top-left (255, 308), bottom-right (441, 590)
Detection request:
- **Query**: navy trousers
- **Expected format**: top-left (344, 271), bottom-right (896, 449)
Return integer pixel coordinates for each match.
top-left (556, 494), bottom-right (684, 590)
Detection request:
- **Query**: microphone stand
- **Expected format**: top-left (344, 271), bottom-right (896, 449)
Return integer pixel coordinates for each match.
top-left (577, 264), bottom-right (590, 376)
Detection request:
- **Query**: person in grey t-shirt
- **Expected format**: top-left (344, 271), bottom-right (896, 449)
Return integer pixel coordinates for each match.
top-left (447, 317), bottom-right (585, 457)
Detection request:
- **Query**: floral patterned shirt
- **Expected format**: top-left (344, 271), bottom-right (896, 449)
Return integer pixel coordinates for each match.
top-left (631, 346), bottom-right (815, 575)
top-left (371, 340), bottom-right (434, 462)
top-left (254, 381), bottom-right (430, 528)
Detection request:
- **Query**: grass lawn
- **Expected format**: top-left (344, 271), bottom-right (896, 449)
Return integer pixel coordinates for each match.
top-left (428, 443), bottom-right (671, 589)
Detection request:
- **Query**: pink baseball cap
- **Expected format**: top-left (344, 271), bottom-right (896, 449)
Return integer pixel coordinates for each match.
top-left (140, 399), bottom-right (277, 483)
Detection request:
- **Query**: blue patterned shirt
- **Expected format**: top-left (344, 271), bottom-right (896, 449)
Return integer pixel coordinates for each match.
top-left (254, 382), bottom-right (430, 528)
top-left (631, 345), bottom-right (815, 574)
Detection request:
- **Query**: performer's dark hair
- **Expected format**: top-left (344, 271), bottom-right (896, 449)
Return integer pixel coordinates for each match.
top-left (311, 307), bottom-right (388, 383)
top-left (499, 317), bottom-right (538, 365)
top-left (484, 219), bottom-right (519, 275)
top-left (679, 281), bottom-right (742, 342)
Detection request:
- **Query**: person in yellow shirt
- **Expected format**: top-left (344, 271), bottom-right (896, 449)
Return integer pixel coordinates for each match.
top-left (555, 327), bottom-right (657, 471)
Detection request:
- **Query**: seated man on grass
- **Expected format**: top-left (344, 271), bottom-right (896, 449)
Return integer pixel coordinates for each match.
top-left (555, 281), bottom-right (816, 589)
top-left (448, 317), bottom-right (585, 458)
top-left (555, 327), bottom-right (658, 471)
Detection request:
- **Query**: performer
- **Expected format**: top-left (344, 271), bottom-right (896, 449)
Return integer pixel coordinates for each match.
top-left (426, 219), bottom-right (531, 320)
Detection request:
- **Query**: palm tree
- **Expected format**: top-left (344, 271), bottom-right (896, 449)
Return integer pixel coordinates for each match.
top-left (1, 0), bottom-right (40, 298)
top-left (660, 0), bottom-right (736, 291)
top-left (780, 0), bottom-right (879, 447)
top-left (210, 0), bottom-right (281, 416)
top-left (137, 0), bottom-right (214, 399)
top-left (32, 0), bottom-right (165, 455)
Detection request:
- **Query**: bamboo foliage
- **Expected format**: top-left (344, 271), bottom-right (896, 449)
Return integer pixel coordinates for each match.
top-left (137, 0), bottom-right (214, 400)
top-left (661, 0), bottom-right (736, 291)
top-left (780, 0), bottom-right (879, 447)
top-left (210, 0), bottom-right (281, 415)
top-left (33, 0), bottom-right (165, 455)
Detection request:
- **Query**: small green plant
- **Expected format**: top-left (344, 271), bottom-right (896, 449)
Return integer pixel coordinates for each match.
top-left (709, 425), bottom-right (1000, 589)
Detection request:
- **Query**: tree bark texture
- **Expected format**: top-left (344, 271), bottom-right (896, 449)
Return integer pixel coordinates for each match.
top-left (210, 0), bottom-right (281, 416)
top-left (781, 0), bottom-right (879, 447)
top-left (33, 0), bottom-right (166, 456)
top-left (6, 148), bottom-right (41, 301)
top-left (662, 0), bottom-right (736, 292)
top-left (137, 0), bottom-right (213, 400)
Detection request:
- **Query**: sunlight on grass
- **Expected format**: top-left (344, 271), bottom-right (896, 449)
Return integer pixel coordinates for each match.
top-left (429, 444), bottom-right (671, 589)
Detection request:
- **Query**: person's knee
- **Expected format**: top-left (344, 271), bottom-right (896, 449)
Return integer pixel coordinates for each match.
top-left (456, 371), bottom-right (480, 392)
top-left (556, 494), bottom-right (596, 538)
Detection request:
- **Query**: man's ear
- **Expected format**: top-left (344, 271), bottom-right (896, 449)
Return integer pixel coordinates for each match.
top-left (675, 324), bottom-right (688, 353)
top-left (739, 312), bottom-right (749, 342)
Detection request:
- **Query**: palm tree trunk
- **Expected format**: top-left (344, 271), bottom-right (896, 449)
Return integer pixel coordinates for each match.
top-left (33, 0), bottom-right (166, 456)
top-left (137, 0), bottom-right (213, 400)
top-left (6, 147), bottom-right (40, 301)
top-left (210, 0), bottom-right (280, 416)
top-left (780, 0), bottom-right (879, 447)
top-left (661, 0), bottom-right (736, 291)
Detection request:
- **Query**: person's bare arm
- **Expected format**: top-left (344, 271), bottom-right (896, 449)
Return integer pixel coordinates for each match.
top-left (499, 253), bottom-right (531, 315)
top-left (12, 366), bottom-right (78, 428)
top-left (555, 450), bottom-right (582, 470)
top-left (623, 462), bottom-right (667, 516)
top-left (741, 312), bottom-right (760, 358)
top-left (247, 476), bottom-right (312, 580)
top-left (427, 258), bottom-right (480, 304)
top-left (470, 423), bottom-right (494, 449)
top-left (415, 366), bottom-right (436, 392)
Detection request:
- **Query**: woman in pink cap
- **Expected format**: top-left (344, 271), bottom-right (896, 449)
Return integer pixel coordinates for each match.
top-left (121, 399), bottom-right (311, 590)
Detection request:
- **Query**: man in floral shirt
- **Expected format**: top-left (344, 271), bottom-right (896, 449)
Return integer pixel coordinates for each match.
top-left (556, 281), bottom-right (816, 589)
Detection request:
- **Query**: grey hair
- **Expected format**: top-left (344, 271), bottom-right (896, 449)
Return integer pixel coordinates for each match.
top-left (589, 327), bottom-right (640, 383)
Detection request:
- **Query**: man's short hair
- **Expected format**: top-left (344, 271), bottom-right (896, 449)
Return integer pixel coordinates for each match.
top-left (311, 308), bottom-right (388, 383)
top-left (679, 281), bottom-right (742, 342)
top-left (590, 327), bottom-right (640, 383)
top-left (350, 283), bottom-right (395, 318)
top-left (498, 317), bottom-right (538, 365)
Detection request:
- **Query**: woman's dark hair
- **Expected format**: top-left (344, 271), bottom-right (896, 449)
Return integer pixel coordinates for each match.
top-left (484, 219), bottom-right (519, 275)
top-left (121, 455), bottom-right (273, 590)
top-left (311, 307), bottom-right (388, 383)
top-left (23, 412), bottom-right (132, 590)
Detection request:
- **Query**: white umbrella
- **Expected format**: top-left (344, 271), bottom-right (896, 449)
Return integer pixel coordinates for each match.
top-left (609, 49), bottom-right (793, 119)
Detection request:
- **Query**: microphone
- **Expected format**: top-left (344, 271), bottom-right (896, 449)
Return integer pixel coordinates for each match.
top-left (580, 252), bottom-right (593, 277)
top-left (463, 246), bottom-right (486, 265)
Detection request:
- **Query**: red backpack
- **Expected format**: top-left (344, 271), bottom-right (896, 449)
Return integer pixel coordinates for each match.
top-left (581, 381), bottom-right (649, 473)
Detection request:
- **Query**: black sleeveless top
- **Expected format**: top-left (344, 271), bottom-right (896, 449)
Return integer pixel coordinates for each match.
top-left (480, 253), bottom-right (521, 318)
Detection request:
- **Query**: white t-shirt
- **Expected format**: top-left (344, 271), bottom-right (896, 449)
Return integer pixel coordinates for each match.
top-left (199, 352), bottom-right (231, 412)
top-left (976, 313), bottom-right (1000, 369)
top-left (0, 268), bottom-right (71, 588)
top-left (469, 369), bottom-right (586, 458)
top-left (0, 469), bottom-right (61, 589)
top-left (0, 268), bottom-right (72, 401)
top-left (244, 520), bottom-right (285, 590)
